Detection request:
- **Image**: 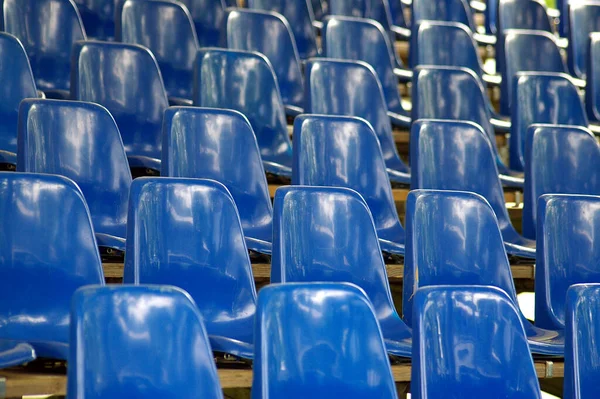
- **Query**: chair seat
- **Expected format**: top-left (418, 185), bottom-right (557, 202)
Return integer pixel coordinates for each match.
top-left (380, 239), bottom-right (405, 255)
top-left (474, 32), bottom-right (496, 46)
top-left (505, 241), bottom-right (536, 259)
top-left (209, 336), bottom-right (254, 360)
top-left (526, 325), bottom-right (565, 356)
top-left (0, 340), bottom-right (35, 369)
top-left (95, 233), bottom-right (126, 252)
top-left (387, 168), bottom-right (411, 185)
top-left (389, 112), bottom-right (411, 129)
top-left (263, 160), bottom-right (292, 178)
top-left (499, 173), bottom-right (524, 188)
top-left (0, 150), bottom-right (16, 166)
top-left (246, 237), bottom-right (272, 255)
top-left (127, 155), bottom-right (161, 173)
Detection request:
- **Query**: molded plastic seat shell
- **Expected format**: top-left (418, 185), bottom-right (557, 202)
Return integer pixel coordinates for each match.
top-left (178, 0), bottom-right (226, 47)
top-left (499, 0), bottom-right (553, 33)
top-left (567, 3), bottom-right (600, 80)
top-left (329, 0), bottom-right (410, 38)
top-left (73, 0), bottom-right (116, 40)
top-left (0, 341), bottom-right (35, 369)
top-left (585, 33), bottom-right (600, 122)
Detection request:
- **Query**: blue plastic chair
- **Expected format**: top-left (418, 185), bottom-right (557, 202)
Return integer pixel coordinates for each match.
top-left (226, 9), bottom-right (304, 115)
top-left (0, 341), bottom-right (35, 369)
top-left (272, 186), bottom-right (412, 357)
top-left (305, 58), bottom-right (411, 184)
top-left (162, 107), bottom-right (273, 254)
top-left (293, 115), bottom-right (405, 254)
top-left (0, 173), bottom-right (105, 359)
top-left (18, 99), bottom-right (131, 251)
top-left (72, 41), bottom-right (169, 173)
top-left (119, 0), bottom-right (199, 101)
top-left (498, 0), bottom-right (553, 34)
top-left (248, 0), bottom-right (319, 59)
top-left (587, 33), bottom-right (600, 122)
top-left (4, 0), bottom-right (86, 98)
top-left (523, 125), bottom-right (600, 240)
top-left (312, 0), bottom-right (325, 20)
top-left (193, 48), bottom-right (293, 178)
top-left (568, 2), bottom-right (600, 80)
top-left (412, 285), bottom-right (543, 399)
top-left (253, 283), bottom-right (398, 399)
top-left (411, 119), bottom-right (536, 258)
top-left (177, 0), bottom-right (226, 47)
top-left (123, 178), bottom-right (256, 359)
top-left (405, 190), bottom-right (564, 355)
top-left (511, 72), bottom-right (589, 173)
top-left (535, 195), bottom-right (600, 332)
top-left (67, 285), bottom-right (223, 399)
top-left (73, 0), bottom-right (116, 40)
top-left (328, 0), bottom-right (410, 39)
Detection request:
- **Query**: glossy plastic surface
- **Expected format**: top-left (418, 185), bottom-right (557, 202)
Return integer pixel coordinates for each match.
top-left (412, 285), bottom-right (542, 399)
top-left (4, 0), bottom-right (86, 94)
top-left (410, 120), bottom-right (535, 258)
top-left (248, 0), bottom-right (318, 59)
top-left (271, 186), bottom-right (412, 357)
top-left (18, 99), bottom-right (131, 250)
top-left (404, 190), bottom-right (564, 355)
top-left (0, 173), bottom-right (105, 359)
top-left (0, 341), bottom-right (35, 369)
top-left (67, 285), bottom-right (223, 398)
top-left (328, 0), bottom-right (405, 35)
top-left (568, 3), bottom-right (600, 80)
top-left (587, 33), bottom-right (600, 121)
top-left (72, 41), bottom-right (169, 172)
top-left (178, 0), bottom-right (226, 47)
top-left (120, 0), bottom-right (199, 100)
top-left (293, 115), bottom-right (405, 254)
top-left (253, 283), bottom-right (398, 399)
top-left (226, 9), bottom-right (304, 111)
top-left (0, 33), bottom-right (38, 167)
top-left (162, 107), bottom-right (273, 254)
top-left (498, 0), bottom-right (552, 33)
top-left (411, 0), bottom-right (477, 33)
top-left (305, 59), bottom-right (410, 183)
top-left (73, 0), bottom-right (116, 40)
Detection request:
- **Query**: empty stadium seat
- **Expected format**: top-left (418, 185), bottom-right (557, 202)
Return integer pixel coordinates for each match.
top-left (252, 283), bottom-right (398, 399)
top-left (271, 186), bottom-right (412, 357)
top-left (305, 58), bottom-right (411, 184)
top-left (412, 285), bottom-right (543, 399)
top-left (410, 120), bottom-right (535, 258)
top-left (4, 0), bottom-right (86, 98)
top-left (72, 41), bottom-right (169, 174)
top-left (498, 0), bottom-right (553, 34)
top-left (0, 173), bottom-right (105, 359)
top-left (162, 107), bottom-right (273, 254)
top-left (293, 115), bottom-right (405, 254)
top-left (329, 0), bottom-right (410, 39)
top-left (568, 2), bottom-right (600, 80)
top-left (194, 49), bottom-right (293, 178)
top-left (73, 0), bottom-right (116, 40)
top-left (67, 285), bottom-right (223, 398)
top-left (0, 341), bottom-right (35, 369)
top-left (312, 0), bottom-right (325, 20)
top-left (18, 99), bottom-right (131, 251)
top-left (226, 9), bottom-right (304, 115)
top-left (585, 33), bottom-right (600, 122)
top-left (177, 0), bottom-right (226, 47)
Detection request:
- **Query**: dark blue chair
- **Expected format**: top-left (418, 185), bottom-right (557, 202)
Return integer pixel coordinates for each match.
top-left (312, 0), bottom-right (325, 20)
top-left (18, 99), bottom-right (131, 251)
top-left (535, 195), bottom-right (600, 332)
top-left (0, 341), bottom-right (35, 369)
top-left (72, 41), bottom-right (169, 173)
top-left (119, 0), bottom-right (199, 101)
top-left (177, 0), bottom-right (226, 47)
top-left (253, 283), bottom-right (398, 399)
top-left (498, 0), bottom-right (553, 34)
top-left (162, 107), bottom-right (273, 254)
top-left (0, 173), bottom-right (105, 359)
top-left (568, 2), bottom-right (600, 80)
top-left (587, 33), bottom-right (600, 122)
top-left (226, 9), bottom-right (304, 115)
top-left (412, 285), bottom-right (543, 399)
top-left (0, 33), bottom-right (38, 169)
top-left (73, 0), bottom-right (116, 40)
top-left (411, 119), bottom-right (536, 258)
top-left (67, 285), bottom-right (223, 398)
top-left (305, 58), bottom-right (411, 184)
top-left (293, 115), bottom-right (405, 254)
top-left (4, 0), bottom-right (86, 98)
top-left (193, 49), bottom-right (293, 178)
top-left (123, 178), bottom-right (256, 359)
top-left (404, 190), bottom-right (564, 355)
top-left (248, 0), bottom-right (319, 59)
top-left (486, 0), bottom-right (499, 35)
top-left (328, 0), bottom-right (410, 39)
top-left (272, 186), bottom-right (412, 357)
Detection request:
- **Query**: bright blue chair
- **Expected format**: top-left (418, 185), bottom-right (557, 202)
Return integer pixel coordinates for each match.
top-left (72, 41), bottom-right (169, 174)
top-left (226, 9), bottom-right (304, 115)
top-left (328, 0), bottom-right (410, 39)
top-left (18, 99), bottom-right (131, 251)
top-left (4, 0), bottom-right (86, 98)
top-left (177, 0), bottom-right (226, 47)
top-left (73, 0), bottom-right (116, 40)
top-left (0, 341), bottom-right (35, 369)
top-left (67, 285), bottom-right (223, 398)
top-left (568, 2), bottom-right (600, 80)
top-left (412, 285), bottom-right (543, 399)
top-left (535, 195), bottom-right (600, 332)
top-left (0, 173), bottom-right (105, 359)
top-left (162, 107), bottom-right (273, 254)
top-left (253, 283), bottom-right (399, 399)
top-left (193, 49), bottom-right (293, 178)
top-left (587, 33), bottom-right (600, 122)
top-left (405, 190), bottom-right (564, 355)
top-left (305, 58), bottom-right (411, 184)
top-left (248, 0), bottom-right (319, 59)
top-left (119, 0), bottom-right (199, 101)
top-left (498, 0), bottom-right (553, 34)
top-left (272, 186), bottom-right (412, 357)
top-left (123, 178), bottom-right (256, 359)
top-left (411, 120), bottom-right (535, 258)
top-left (293, 115), bottom-right (405, 254)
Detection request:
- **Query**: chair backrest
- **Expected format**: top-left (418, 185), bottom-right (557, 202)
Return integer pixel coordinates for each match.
top-left (178, 0), bottom-right (226, 47)
top-left (68, 285), bottom-right (223, 399)
top-left (226, 9), bottom-right (304, 109)
top-left (499, 0), bottom-right (552, 33)
top-left (388, 0), bottom-right (408, 28)
top-left (120, 0), bottom-right (199, 99)
top-left (586, 33), bottom-right (600, 121)
top-left (305, 58), bottom-right (409, 174)
top-left (161, 107), bottom-right (273, 249)
top-left (252, 282), bottom-right (398, 399)
top-left (411, 0), bottom-right (476, 32)
top-left (328, 0), bottom-right (397, 32)
top-left (0, 173), bottom-right (104, 359)
top-left (73, 0), bottom-right (117, 40)
top-left (4, 0), bottom-right (86, 92)
top-left (312, 0), bottom-right (325, 20)
top-left (412, 285), bottom-right (542, 399)
top-left (568, 2), bottom-right (600, 80)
